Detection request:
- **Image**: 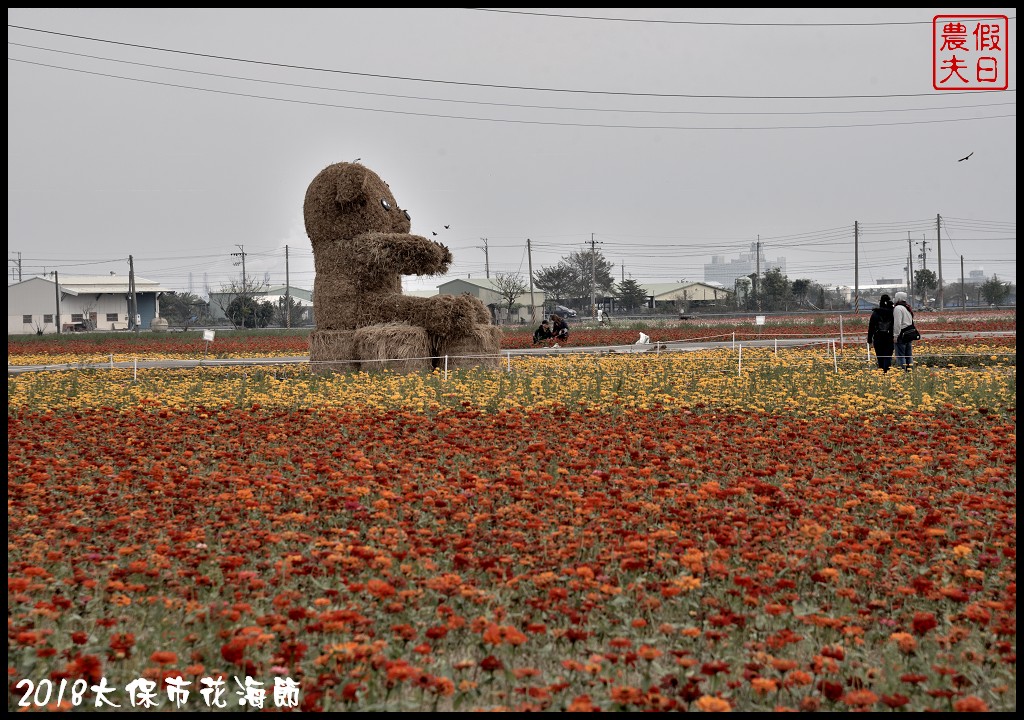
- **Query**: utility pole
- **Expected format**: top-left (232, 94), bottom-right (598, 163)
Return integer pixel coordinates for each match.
top-left (53, 270), bottom-right (61, 334)
top-left (478, 238), bottom-right (490, 278)
top-left (285, 244), bottom-right (291, 329)
top-left (907, 232), bottom-right (914, 300)
top-left (916, 236), bottom-right (931, 307)
top-left (11, 252), bottom-right (22, 282)
top-left (755, 237), bottom-right (761, 313)
top-left (526, 238), bottom-right (536, 323)
top-left (854, 221), bottom-right (859, 312)
top-left (936, 213), bottom-right (944, 309)
top-left (589, 233), bottom-right (603, 319)
top-left (231, 244), bottom-right (248, 295)
top-left (128, 255), bottom-right (138, 332)
top-left (960, 255), bottom-right (965, 309)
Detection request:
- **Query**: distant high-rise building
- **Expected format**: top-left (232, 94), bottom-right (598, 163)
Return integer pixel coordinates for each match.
top-left (704, 243), bottom-right (786, 287)
top-left (967, 268), bottom-right (988, 284)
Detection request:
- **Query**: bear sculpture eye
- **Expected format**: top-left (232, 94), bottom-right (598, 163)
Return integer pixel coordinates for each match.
top-left (380, 199), bottom-right (392, 211)
top-left (403, 210), bottom-right (412, 221)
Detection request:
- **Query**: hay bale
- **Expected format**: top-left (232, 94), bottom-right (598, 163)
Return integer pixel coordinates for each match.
top-left (304, 161), bottom-right (502, 375)
top-left (355, 322), bottom-right (433, 374)
top-left (436, 324), bottom-right (503, 370)
top-left (309, 329), bottom-right (359, 374)
top-left (401, 293), bottom-right (484, 338)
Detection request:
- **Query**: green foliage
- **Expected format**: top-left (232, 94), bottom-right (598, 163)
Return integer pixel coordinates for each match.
top-left (275, 296), bottom-right (309, 327)
top-left (226, 296), bottom-right (275, 329)
top-left (760, 268), bottom-right (793, 311)
top-left (565, 249), bottom-right (615, 304)
top-left (915, 268), bottom-right (938, 305)
top-left (532, 264), bottom-right (575, 302)
top-left (614, 278), bottom-right (649, 313)
top-left (980, 275), bottom-right (1012, 306)
top-left (536, 250), bottom-right (615, 307)
top-left (161, 292), bottom-right (209, 329)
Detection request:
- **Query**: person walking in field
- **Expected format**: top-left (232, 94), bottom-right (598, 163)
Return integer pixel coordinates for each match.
top-left (867, 294), bottom-right (895, 373)
top-left (892, 291), bottom-right (915, 371)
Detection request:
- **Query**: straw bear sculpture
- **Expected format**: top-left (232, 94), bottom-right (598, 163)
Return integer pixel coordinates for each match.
top-left (305, 161), bottom-right (502, 373)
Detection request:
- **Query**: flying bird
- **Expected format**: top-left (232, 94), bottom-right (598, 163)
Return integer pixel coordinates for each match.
top-left (444, 225), bottom-right (450, 229)
top-left (432, 231), bottom-right (438, 236)
top-left (958, 152), bottom-right (973, 162)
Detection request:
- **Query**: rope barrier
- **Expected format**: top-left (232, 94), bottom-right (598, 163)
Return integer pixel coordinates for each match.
top-left (7, 335), bottom-right (1016, 377)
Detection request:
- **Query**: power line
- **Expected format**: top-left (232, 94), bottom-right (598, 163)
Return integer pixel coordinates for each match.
top-left (467, 8), bottom-right (1015, 27)
top-left (9, 58), bottom-right (1016, 131)
top-left (9, 42), bottom-right (1015, 118)
top-left (8, 25), bottom-right (1016, 100)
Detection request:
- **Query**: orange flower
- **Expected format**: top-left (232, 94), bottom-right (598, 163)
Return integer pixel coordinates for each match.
top-left (889, 632), bottom-right (917, 654)
top-left (567, 694), bottom-right (598, 712)
top-left (637, 645), bottom-right (662, 661)
top-left (953, 695), bottom-right (989, 712)
top-left (750, 677), bottom-right (778, 694)
top-left (610, 685), bottom-right (644, 705)
top-left (842, 689), bottom-right (878, 708)
top-left (770, 658), bottom-right (798, 673)
top-left (149, 650), bottom-right (178, 666)
top-left (366, 579), bottom-right (396, 598)
top-left (694, 695), bottom-right (732, 712)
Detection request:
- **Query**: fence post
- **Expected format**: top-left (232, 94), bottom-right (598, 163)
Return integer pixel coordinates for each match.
top-left (444, 355), bottom-right (449, 381)
top-left (110, 353), bottom-right (114, 368)
top-left (133, 357), bottom-right (138, 382)
top-left (839, 314), bottom-right (844, 347)
top-left (774, 338), bottom-right (778, 355)
top-left (506, 352), bottom-right (511, 372)
top-left (833, 341), bottom-right (839, 373)
top-left (737, 344), bottom-right (742, 376)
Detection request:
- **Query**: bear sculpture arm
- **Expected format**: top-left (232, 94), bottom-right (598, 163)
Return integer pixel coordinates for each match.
top-left (354, 293), bottom-right (491, 339)
top-left (348, 233), bottom-right (452, 278)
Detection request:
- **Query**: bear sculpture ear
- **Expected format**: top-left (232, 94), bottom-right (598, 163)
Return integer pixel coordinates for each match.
top-left (334, 164), bottom-right (370, 205)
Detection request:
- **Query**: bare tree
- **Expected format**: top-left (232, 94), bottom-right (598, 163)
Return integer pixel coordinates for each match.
top-left (491, 272), bottom-right (529, 324)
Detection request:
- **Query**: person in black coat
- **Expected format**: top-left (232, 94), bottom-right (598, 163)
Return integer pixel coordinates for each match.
top-left (533, 320), bottom-right (553, 345)
top-left (867, 294), bottom-right (895, 372)
top-left (550, 314), bottom-right (570, 344)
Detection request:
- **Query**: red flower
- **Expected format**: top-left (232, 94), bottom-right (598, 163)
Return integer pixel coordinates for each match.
top-left (912, 611), bottom-right (938, 636)
top-left (149, 650), bottom-right (178, 666)
top-left (480, 655), bottom-right (504, 672)
top-left (220, 638), bottom-right (247, 666)
top-left (700, 660), bottom-right (730, 676)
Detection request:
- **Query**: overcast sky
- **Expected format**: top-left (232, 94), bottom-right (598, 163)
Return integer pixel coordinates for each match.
top-left (7, 8), bottom-right (1017, 297)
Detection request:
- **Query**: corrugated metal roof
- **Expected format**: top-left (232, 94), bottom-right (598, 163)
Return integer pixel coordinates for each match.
top-left (52, 275), bottom-right (173, 293)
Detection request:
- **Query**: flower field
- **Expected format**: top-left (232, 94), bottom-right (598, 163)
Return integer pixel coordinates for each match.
top-left (7, 309), bottom-right (1016, 365)
top-left (7, 324), bottom-right (1016, 711)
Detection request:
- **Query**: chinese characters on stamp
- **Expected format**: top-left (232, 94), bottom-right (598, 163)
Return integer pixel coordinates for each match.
top-left (933, 15), bottom-right (1009, 90)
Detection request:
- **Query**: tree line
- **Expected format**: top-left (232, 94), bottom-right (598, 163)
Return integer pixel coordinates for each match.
top-left (160, 250), bottom-right (1014, 327)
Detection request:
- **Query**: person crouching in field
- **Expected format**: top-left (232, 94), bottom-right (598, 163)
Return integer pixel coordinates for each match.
top-left (550, 314), bottom-right (570, 346)
top-left (533, 319), bottom-right (553, 346)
